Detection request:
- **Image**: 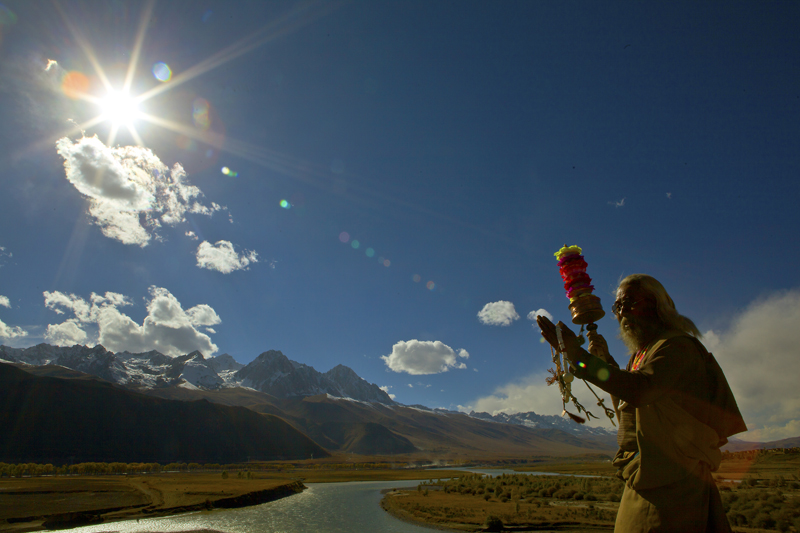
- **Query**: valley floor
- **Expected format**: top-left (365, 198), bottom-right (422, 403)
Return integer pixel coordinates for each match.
top-left (0, 473), bottom-right (304, 532)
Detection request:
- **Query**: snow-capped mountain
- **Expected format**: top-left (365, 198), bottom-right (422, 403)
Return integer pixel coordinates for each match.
top-left (235, 350), bottom-right (393, 403)
top-left (0, 344), bottom-right (393, 404)
top-left (469, 410), bottom-right (617, 437)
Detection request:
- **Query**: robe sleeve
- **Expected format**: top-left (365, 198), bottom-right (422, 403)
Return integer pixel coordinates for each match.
top-left (571, 336), bottom-right (703, 407)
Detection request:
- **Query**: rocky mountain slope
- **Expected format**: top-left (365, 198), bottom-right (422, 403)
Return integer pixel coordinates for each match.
top-left (0, 344), bottom-right (393, 404)
top-left (0, 362), bottom-right (328, 463)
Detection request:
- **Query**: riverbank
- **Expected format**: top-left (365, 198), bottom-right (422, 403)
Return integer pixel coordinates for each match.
top-left (0, 474), bottom-right (305, 532)
top-left (0, 467), bottom-right (471, 533)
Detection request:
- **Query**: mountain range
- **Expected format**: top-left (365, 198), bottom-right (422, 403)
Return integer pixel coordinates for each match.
top-left (0, 344), bottom-right (394, 404)
top-left (1, 343), bottom-right (624, 460)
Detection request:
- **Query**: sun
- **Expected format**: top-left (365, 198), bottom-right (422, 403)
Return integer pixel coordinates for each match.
top-left (99, 90), bottom-right (140, 127)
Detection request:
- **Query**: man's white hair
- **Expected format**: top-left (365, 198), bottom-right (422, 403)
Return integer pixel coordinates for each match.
top-left (618, 274), bottom-right (702, 338)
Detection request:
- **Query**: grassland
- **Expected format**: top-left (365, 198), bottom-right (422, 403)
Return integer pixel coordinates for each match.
top-left (381, 451), bottom-right (800, 532)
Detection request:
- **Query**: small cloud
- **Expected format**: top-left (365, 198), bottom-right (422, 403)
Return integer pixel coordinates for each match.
top-left (185, 231), bottom-right (199, 241)
top-left (473, 368), bottom-right (478, 372)
top-left (609, 197), bottom-right (626, 208)
top-left (407, 383), bottom-right (413, 388)
top-left (0, 295), bottom-right (10, 308)
top-left (478, 300), bottom-right (520, 326)
top-left (526, 308), bottom-right (553, 322)
top-left (381, 340), bottom-right (468, 375)
top-left (0, 318), bottom-right (27, 340)
top-left (196, 240), bottom-right (258, 273)
top-left (380, 385), bottom-right (396, 400)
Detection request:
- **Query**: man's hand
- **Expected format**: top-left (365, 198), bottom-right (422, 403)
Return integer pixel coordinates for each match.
top-left (587, 329), bottom-right (609, 358)
top-left (586, 329), bottom-right (618, 367)
top-left (536, 316), bottom-right (583, 364)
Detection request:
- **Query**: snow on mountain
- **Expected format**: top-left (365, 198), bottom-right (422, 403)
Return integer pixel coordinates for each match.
top-left (469, 410), bottom-right (616, 437)
top-left (0, 343), bottom-right (394, 405)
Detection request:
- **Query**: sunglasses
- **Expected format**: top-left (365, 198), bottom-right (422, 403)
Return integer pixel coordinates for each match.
top-left (611, 298), bottom-right (647, 316)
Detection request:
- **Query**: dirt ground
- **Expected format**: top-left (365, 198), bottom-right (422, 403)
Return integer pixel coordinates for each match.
top-left (0, 473), bottom-right (302, 532)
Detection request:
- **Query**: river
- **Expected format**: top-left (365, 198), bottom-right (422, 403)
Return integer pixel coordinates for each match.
top-left (63, 470), bottom-right (584, 533)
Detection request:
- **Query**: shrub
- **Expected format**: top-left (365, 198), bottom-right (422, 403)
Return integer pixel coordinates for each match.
top-left (484, 515), bottom-right (504, 532)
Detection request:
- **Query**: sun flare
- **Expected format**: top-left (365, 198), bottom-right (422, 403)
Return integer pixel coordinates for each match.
top-left (100, 90), bottom-right (140, 127)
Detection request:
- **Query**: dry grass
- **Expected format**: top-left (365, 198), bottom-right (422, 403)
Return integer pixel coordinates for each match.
top-left (382, 489), bottom-right (618, 531)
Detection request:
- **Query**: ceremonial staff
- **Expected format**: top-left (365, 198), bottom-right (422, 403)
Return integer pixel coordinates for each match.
top-left (541, 245), bottom-right (616, 425)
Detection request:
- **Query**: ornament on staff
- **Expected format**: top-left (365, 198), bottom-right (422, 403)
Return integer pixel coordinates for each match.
top-left (545, 244), bottom-right (616, 426)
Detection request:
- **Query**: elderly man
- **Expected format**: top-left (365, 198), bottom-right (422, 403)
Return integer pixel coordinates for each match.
top-left (537, 274), bottom-right (745, 533)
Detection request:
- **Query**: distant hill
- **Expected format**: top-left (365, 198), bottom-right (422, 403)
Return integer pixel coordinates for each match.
top-left (0, 363), bottom-right (329, 464)
top-left (723, 436), bottom-right (800, 452)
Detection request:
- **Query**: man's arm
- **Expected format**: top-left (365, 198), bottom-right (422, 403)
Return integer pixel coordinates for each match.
top-left (569, 336), bottom-right (703, 407)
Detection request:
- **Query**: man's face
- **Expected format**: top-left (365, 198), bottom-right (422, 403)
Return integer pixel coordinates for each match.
top-left (615, 284), bottom-right (660, 351)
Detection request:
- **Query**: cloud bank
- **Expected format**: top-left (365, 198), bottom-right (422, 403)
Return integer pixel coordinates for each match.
top-left (382, 340), bottom-right (469, 375)
top-left (196, 240), bottom-right (258, 273)
top-left (703, 288), bottom-right (800, 442)
top-left (468, 288), bottom-right (800, 439)
top-left (43, 287), bottom-right (221, 356)
top-left (466, 372), bottom-right (567, 418)
top-left (478, 301), bottom-right (519, 326)
top-left (55, 136), bottom-right (222, 247)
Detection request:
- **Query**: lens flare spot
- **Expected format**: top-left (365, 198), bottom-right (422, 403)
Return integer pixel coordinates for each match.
top-left (0, 4), bottom-right (19, 25)
top-left (221, 166), bottom-right (238, 177)
top-left (365, 248), bottom-right (375, 258)
top-left (61, 71), bottom-right (89, 99)
top-left (426, 281), bottom-right (435, 291)
top-left (383, 259), bottom-right (391, 267)
top-left (176, 134), bottom-right (196, 151)
top-left (152, 62), bottom-right (172, 82)
top-left (192, 98), bottom-right (211, 131)
top-left (413, 274), bottom-right (421, 283)
top-left (351, 240), bottom-right (360, 249)
top-left (339, 232), bottom-right (350, 243)
top-left (280, 199), bottom-right (290, 209)
top-left (597, 367), bottom-right (610, 381)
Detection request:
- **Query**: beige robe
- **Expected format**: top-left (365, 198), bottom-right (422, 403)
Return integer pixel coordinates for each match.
top-left (574, 333), bottom-right (746, 533)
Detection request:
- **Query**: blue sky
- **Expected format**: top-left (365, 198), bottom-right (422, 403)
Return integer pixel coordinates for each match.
top-left (0, 1), bottom-right (798, 441)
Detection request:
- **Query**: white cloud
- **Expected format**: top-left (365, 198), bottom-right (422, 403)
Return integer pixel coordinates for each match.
top-left (185, 231), bottom-right (199, 241)
top-left (478, 300), bottom-right (519, 326)
top-left (45, 319), bottom-right (88, 346)
top-left (0, 295), bottom-right (10, 308)
top-left (379, 385), bottom-right (396, 400)
top-left (55, 136), bottom-right (221, 247)
top-left (43, 286), bottom-right (220, 356)
top-left (196, 240), bottom-right (258, 274)
top-left (526, 308), bottom-right (553, 322)
top-left (381, 340), bottom-right (469, 375)
top-left (703, 288), bottom-right (800, 442)
top-left (0, 318), bottom-right (27, 340)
